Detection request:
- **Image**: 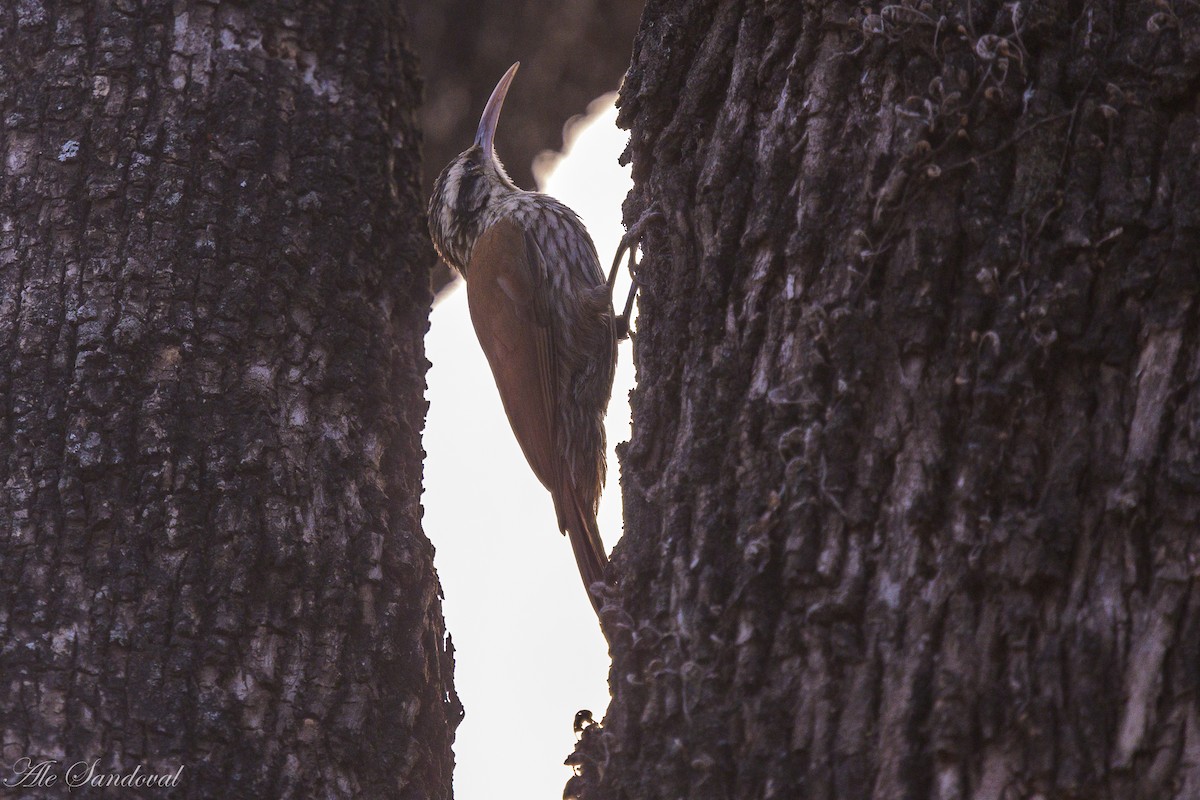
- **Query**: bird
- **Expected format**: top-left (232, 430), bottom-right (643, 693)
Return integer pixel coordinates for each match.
top-left (427, 62), bottom-right (617, 622)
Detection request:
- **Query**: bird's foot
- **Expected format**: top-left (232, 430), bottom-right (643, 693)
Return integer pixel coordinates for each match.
top-left (608, 210), bottom-right (663, 341)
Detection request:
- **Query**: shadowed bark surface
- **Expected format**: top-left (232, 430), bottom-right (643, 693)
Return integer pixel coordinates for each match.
top-left (578, 1), bottom-right (1200, 798)
top-left (406, 0), bottom-right (644, 295)
top-left (0, 2), bottom-right (456, 797)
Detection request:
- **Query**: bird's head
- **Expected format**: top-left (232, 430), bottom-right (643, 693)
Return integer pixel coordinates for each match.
top-left (428, 61), bottom-right (521, 272)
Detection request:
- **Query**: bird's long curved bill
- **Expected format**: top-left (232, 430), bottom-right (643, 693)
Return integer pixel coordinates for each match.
top-left (474, 62), bottom-right (520, 153)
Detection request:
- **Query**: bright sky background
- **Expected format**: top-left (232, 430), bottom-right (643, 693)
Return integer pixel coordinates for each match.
top-left (423, 95), bottom-right (635, 800)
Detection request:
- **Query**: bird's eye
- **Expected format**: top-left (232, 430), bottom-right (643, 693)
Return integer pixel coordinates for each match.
top-left (455, 166), bottom-right (484, 217)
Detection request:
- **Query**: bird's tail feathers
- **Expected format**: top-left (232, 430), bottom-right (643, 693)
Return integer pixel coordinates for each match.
top-left (563, 492), bottom-right (609, 619)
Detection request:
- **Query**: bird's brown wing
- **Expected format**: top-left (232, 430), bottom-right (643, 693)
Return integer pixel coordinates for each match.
top-left (466, 218), bottom-right (611, 619)
top-left (466, 218), bottom-right (561, 496)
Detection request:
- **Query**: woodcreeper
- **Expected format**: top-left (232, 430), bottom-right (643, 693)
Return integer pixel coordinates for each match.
top-left (428, 63), bottom-right (617, 623)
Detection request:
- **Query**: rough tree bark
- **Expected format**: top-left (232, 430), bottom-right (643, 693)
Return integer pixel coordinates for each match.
top-left (0, 2), bottom-right (456, 798)
top-left (581, 1), bottom-right (1200, 798)
top-left (405, 0), bottom-right (645, 295)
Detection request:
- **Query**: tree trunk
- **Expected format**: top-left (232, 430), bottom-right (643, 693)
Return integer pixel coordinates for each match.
top-left (585, 2), bottom-right (1200, 798)
top-left (0, 2), bottom-right (456, 798)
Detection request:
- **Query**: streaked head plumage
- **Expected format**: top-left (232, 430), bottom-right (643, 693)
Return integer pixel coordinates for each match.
top-left (428, 62), bottom-right (521, 272)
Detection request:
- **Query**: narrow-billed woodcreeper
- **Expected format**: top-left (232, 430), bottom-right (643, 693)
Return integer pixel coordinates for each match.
top-left (427, 63), bottom-right (616, 619)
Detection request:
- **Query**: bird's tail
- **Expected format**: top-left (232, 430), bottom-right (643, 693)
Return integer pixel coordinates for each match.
top-left (564, 493), bottom-right (609, 620)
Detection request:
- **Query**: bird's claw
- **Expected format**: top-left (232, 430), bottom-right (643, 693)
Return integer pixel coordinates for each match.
top-left (613, 275), bottom-right (639, 340)
top-left (608, 210), bottom-right (663, 341)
